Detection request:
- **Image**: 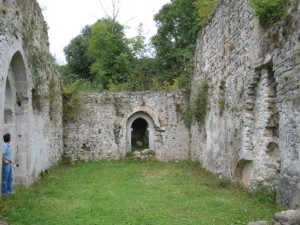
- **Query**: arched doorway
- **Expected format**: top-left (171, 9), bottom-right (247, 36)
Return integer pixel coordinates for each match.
top-left (2, 51), bottom-right (29, 184)
top-left (131, 118), bottom-right (149, 151)
top-left (126, 112), bottom-right (155, 153)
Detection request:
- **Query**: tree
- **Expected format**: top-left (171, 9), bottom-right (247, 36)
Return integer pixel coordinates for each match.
top-left (151, 0), bottom-right (201, 83)
top-left (62, 18), bottom-right (156, 91)
top-left (151, 0), bottom-right (218, 88)
top-left (88, 18), bottom-right (133, 88)
top-left (128, 23), bottom-right (154, 59)
top-left (98, 0), bottom-right (122, 33)
top-left (63, 25), bottom-right (93, 80)
top-left (61, 0), bottom-right (219, 92)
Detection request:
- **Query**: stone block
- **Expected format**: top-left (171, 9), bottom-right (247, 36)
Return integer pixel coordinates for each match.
top-left (273, 209), bottom-right (300, 225)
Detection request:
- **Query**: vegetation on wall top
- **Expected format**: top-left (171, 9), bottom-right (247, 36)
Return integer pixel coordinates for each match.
top-left (61, 79), bottom-right (82, 121)
top-left (250, 0), bottom-right (287, 26)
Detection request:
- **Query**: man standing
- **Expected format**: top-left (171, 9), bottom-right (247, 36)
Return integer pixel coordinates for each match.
top-left (2, 133), bottom-right (13, 195)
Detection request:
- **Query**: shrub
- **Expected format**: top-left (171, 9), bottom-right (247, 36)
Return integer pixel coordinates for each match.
top-left (62, 79), bottom-right (82, 121)
top-left (250, 0), bottom-right (287, 26)
top-left (184, 80), bottom-right (209, 125)
top-left (183, 102), bottom-right (195, 126)
top-left (163, 79), bottom-right (180, 91)
top-left (194, 80), bottom-right (209, 124)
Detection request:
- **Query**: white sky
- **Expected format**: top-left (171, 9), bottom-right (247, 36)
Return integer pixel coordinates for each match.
top-left (36, 0), bottom-right (170, 64)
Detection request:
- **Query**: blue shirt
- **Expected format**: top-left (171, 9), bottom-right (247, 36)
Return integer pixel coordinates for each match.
top-left (2, 143), bottom-right (12, 162)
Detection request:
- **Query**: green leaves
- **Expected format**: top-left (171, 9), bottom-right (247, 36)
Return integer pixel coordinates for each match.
top-left (63, 25), bottom-right (93, 80)
top-left (62, 79), bottom-right (83, 121)
top-left (184, 80), bottom-right (209, 125)
top-left (250, 0), bottom-right (287, 26)
top-left (152, 0), bottom-right (201, 82)
top-left (194, 0), bottom-right (218, 26)
top-left (88, 18), bottom-right (133, 88)
top-left (61, 1), bottom-right (220, 92)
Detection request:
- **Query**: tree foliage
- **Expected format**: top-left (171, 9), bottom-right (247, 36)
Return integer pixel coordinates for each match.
top-left (88, 18), bottom-right (133, 88)
top-left (152, 0), bottom-right (201, 82)
top-left (61, 0), bottom-right (219, 92)
top-left (151, 0), bottom-right (218, 88)
top-left (63, 26), bottom-right (93, 80)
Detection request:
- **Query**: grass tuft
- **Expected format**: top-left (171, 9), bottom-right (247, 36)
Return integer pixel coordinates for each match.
top-left (250, 185), bottom-right (277, 204)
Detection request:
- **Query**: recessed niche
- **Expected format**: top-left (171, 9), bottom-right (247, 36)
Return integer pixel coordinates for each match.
top-left (4, 108), bottom-right (13, 124)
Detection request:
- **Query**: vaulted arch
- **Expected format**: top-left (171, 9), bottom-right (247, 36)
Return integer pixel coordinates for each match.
top-left (2, 51), bottom-right (30, 185)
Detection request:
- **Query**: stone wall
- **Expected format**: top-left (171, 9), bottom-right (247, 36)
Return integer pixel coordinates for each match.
top-left (64, 91), bottom-right (190, 162)
top-left (1, 0), bottom-right (299, 210)
top-left (191, 0), bottom-right (300, 208)
top-left (0, 0), bottom-right (63, 185)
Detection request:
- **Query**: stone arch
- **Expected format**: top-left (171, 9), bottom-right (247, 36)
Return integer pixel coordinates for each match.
top-left (239, 61), bottom-right (279, 187)
top-left (2, 51), bottom-right (30, 184)
top-left (126, 111), bottom-right (155, 152)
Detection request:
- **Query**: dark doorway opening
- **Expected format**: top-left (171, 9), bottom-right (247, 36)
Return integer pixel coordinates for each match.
top-left (131, 118), bottom-right (149, 151)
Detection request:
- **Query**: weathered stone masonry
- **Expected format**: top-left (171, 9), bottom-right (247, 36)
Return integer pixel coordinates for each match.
top-left (0, 0), bottom-right (63, 186)
top-left (64, 91), bottom-right (190, 162)
top-left (1, 0), bottom-right (300, 210)
top-left (191, 0), bottom-right (300, 208)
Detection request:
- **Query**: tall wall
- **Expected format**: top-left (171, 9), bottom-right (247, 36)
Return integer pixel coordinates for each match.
top-left (0, 0), bottom-right (63, 185)
top-left (64, 91), bottom-right (190, 162)
top-left (191, 0), bottom-right (300, 208)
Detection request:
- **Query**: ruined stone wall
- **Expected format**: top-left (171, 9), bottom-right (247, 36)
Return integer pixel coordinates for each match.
top-left (191, 0), bottom-right (300, 208)
top-left (64, 91), bottom-right (190, 162)
top-left (0, 0), bottom-right (63, 185)
top-left (2, 0), bottom-right (299, 210)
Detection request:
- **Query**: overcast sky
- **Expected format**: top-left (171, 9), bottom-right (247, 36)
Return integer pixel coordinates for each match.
top-left (36, 0), bottom-right (170, 64)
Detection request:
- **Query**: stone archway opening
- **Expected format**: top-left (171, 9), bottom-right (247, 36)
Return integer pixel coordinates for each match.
top-left (131, 118), bottom-right (149, 151)
top-left (126, 111), bottom-right (155, 153)
top-left (2, 51), bottom-right (30, 185)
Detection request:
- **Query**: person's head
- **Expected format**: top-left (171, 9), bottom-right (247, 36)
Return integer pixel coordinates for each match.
top-left (3, 133), bottom-right (11, 143)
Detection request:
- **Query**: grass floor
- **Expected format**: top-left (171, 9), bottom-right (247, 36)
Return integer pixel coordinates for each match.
top-left (0, 160), bottom-right (282, 225)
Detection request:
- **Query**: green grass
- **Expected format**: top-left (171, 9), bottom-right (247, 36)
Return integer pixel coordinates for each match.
top-left (0, 160), bottom-right (282, 225)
